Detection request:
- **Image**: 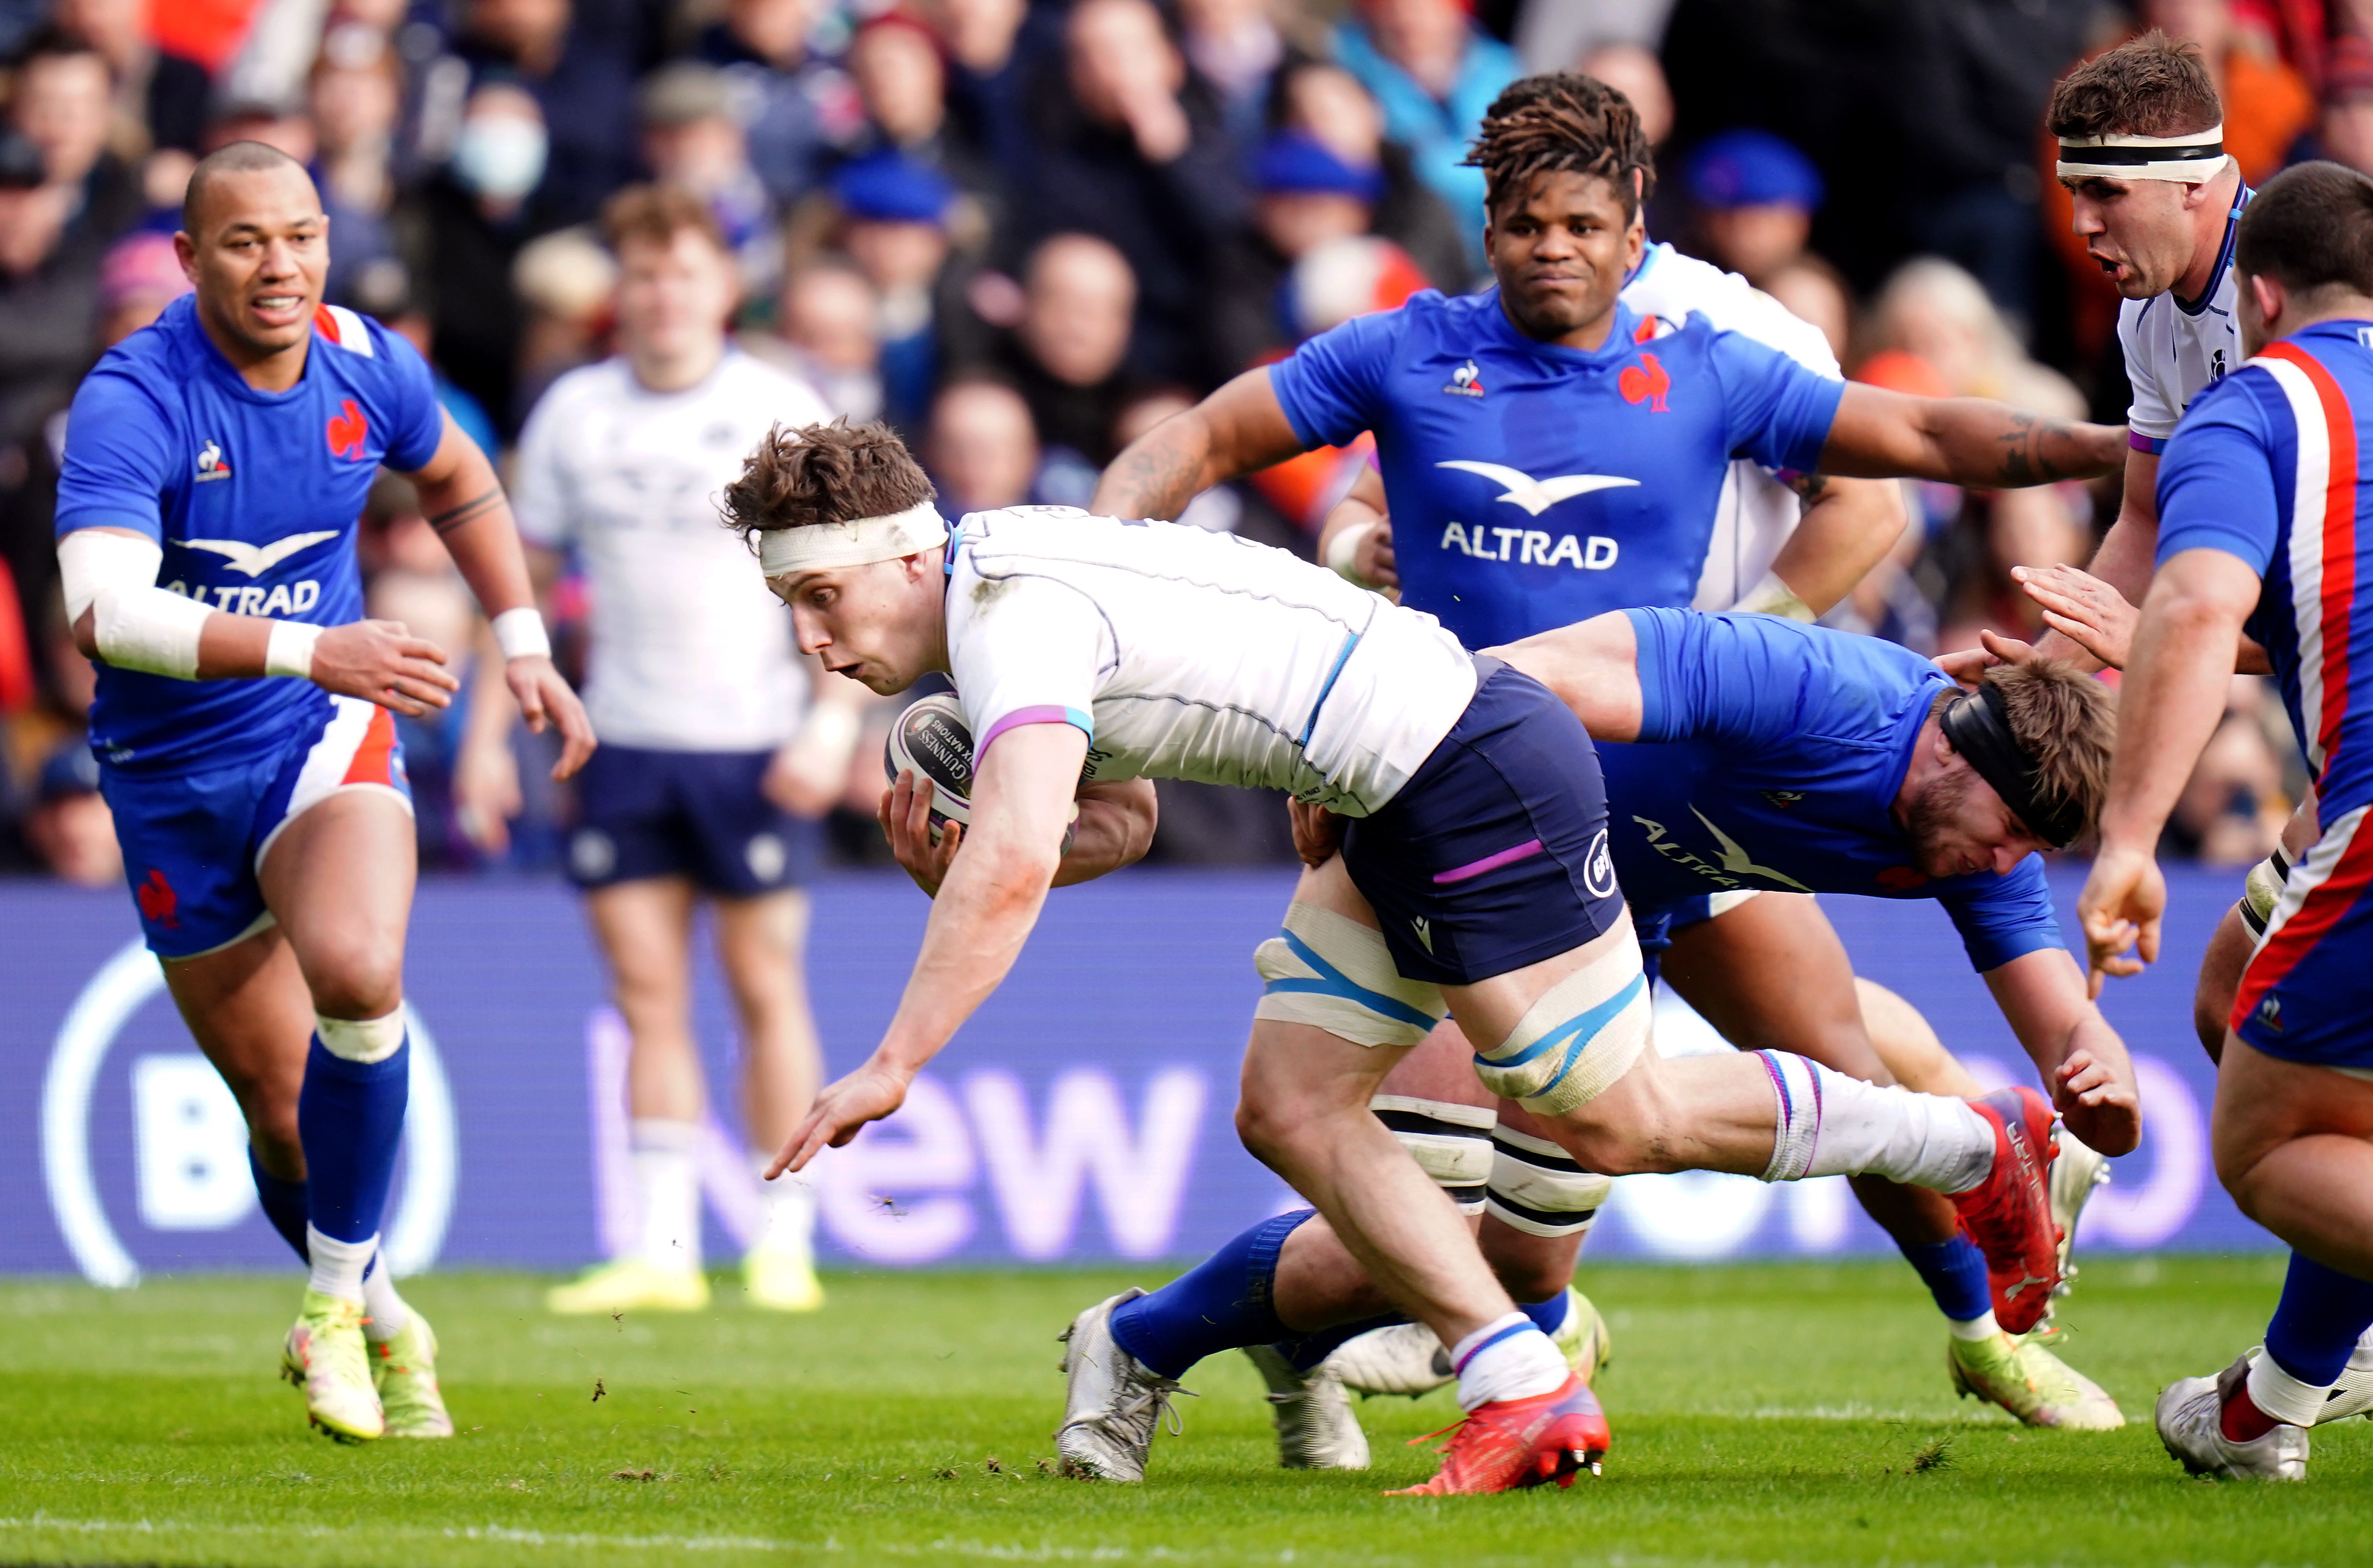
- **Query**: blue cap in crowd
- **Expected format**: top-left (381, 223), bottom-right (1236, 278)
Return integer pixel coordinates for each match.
top-left (830, 151), bottom-right (954, 225)
top-left (1252, 132), bottom-right (1384, 202)
top-left (1685, 128), bottom-right (1823, 212)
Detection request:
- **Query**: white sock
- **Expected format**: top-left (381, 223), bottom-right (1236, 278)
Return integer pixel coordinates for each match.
top-left (1450, 1312), bottom-right (1570, 1410)
top-left (632, 1119), bottom-right (702, 1274)
top-left (359, 1253), bottom-right (413, 1342)
top-left (752, 1159), bottom-right (816, 1263)
top-left (306, 1225), bottom-right (375, 1304)
top-left (2247, 1352), bottom-right (2334, 1427)
top-left (1947, 1310), bottom-right (2001, 1341)
top-left (1755, 1052), bottom-right (1995, 1193)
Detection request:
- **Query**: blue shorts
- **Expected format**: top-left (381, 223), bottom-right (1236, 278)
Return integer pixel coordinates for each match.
top-left (567, 744), bottom-right (817, 897)
top-left (2233, 804), bottom-right (2373, 1068)
top-left (1635, 890), bottom-right (1762, 985)
top-left (1341, 661), bottom-right (1626, 986)
top-left (100, 694), bottom-right (413, 960)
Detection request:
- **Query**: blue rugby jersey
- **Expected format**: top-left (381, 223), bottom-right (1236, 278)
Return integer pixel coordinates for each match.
top-left (2156, 320), bottom-right (2373, 824)
top-left (1598, 609), bottom-right (2064, 974)
top-left (55, 295), bottom-right (447, 772)
top-left (1266, 287), bottom-right (1844, 650)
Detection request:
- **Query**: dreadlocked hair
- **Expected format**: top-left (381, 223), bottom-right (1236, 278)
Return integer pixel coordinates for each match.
top-left (1465, 73), bottom-right (1656, 221)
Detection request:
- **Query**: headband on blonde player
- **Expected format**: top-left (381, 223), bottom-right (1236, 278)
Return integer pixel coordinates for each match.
top-left (2055, 124), bottom-right (2229, 183)
top-left (756, 500), bottom-right (949, 578)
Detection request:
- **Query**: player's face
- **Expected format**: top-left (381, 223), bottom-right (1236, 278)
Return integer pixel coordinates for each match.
top-left (177, 165), bottom-right (330, 359)
top-left (2062, 175), bottom-right (2198, 299)
top-left (777, 554), bottom-right (942, 693)
top-left (1904, 762), bottom-right (2049, 880)
top-left (615, 228), bottom-right (737, 366)
top-left (1484, 171), bottom-right (1644, 346)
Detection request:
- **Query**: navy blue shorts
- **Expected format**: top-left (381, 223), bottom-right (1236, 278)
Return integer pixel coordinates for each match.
top-left (567, 745), bottom-right (817, 897)
top-left (1341, 661), bottom-right (1626, 986)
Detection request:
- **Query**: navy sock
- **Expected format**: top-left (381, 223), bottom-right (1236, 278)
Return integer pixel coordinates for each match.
top-left (246, 1147), bottom-right (311, 1261)
top-left (1900, 1234), bottom-right (1993, 1323)
top-left (1521, 1291), bottom-right (1570, 1337)
top-left (1109, 1210), bottom-right (1312, 1379)
top-left (1280, 1313), bottom-right (1407, 1373)
top-left (2265, 1251), bottom-right (2373, 1386)
top-left (297, 1036), bottom-right (409, 1244)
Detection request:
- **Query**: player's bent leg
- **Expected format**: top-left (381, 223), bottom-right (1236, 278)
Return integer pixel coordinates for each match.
top-left (2195, 899), bottom-right (2263, 1065)
top-left (552, 877), bottom-right (714, 1315)
top-left (716, 889), bottom-right (827, 1312)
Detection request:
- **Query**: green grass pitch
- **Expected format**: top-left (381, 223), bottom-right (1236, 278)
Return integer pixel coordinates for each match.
top-left (0, 1256), bottom-right (2363, 1567)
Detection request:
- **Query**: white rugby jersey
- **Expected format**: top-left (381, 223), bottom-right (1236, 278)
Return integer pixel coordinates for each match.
top-left (2118, 189), bottom-right (2249, 454)
top-left (1620, 242), bottom-right (1843, 609)
top-left (512, 350), bottom-right (830, 751)
top-left (944, 508), bottom-right (1477, 814)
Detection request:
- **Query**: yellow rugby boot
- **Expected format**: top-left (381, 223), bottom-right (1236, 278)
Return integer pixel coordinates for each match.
top-left (282, 1291), bottom-right (383, 1442)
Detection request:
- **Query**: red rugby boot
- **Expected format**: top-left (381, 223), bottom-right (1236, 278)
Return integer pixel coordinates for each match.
top-left (1951, 1087), bottom-right (2063, 1334)
top-left (1385, 1374), bottom-right (1610, 1496)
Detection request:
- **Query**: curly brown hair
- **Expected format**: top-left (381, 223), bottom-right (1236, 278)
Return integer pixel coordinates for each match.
top-left (1929, 661), bottom-right (2117, 843)
top-left (1464, 72), bottom-right (1656, 221)
top-left (2047, 31), bottom-right (2221, 143)
top-left (719, 420), bottom-right (937, 543)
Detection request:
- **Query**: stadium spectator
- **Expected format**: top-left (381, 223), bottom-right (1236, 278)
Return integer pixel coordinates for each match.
top-left (1271, 57), bottom-right (1469, 293)
top-left (358, 474), bottom-right (482, 868)
top-left (1866, 256), bottom-right (2083, 417)
top-left (1330, 0), bottom-right (1519, 271)
top-left (927, 0), bottom-right (1034, 179)
top-left (759, 257), bottom-right (885, 420)
top-left (829, 149), bottom-right (958, 433)
top-left (638, 62), bottom-right (779, 295)
top-left (19, 739), bottom-right (116, 887)
top-left (509, 224), bottom-right (618, 423)
top-left (11, 24), bottom-right (139, 243)
top-left (1209, 130), bottom-right (1386, 375)
top-left (94, 228), bottom-right (189, 346)
top-left (51, 0), bottom-right (208, 157)
top-left (1024, 0), bottom-right (1247, 383)
top-left (691, 0), bottom-right (864, 206)
top-left (1762, 254), bottom-right (1854, 366)
top-left (1682, 126), bottom-right (1821, 287)
top-left (960, 231), bottom-right (1140, 466)
top-left (1575, 43), bottom-right (1672, 150)
top-left (2163, 676), bottom-right (2292, 867)
top-left (1177, 0), bottom-right (1289, 152)
top-left (2141, 0), bottom-right (2313, 184)
top-left (847, 10), bottom-right (1001, 245)
top-left (450, 0), bottom-right (638, 227)
top-left (2317, 33), bottom-right (2373, 177)
top-left (926, 373), bottom-right (1069, 514)
top-left (309, 37), bottom-right (402, 226)
top-left (0, 126), bottom-right (96, 454)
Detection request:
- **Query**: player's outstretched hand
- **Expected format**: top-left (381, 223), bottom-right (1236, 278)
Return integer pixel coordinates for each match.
top-left (313, 619), bottom-right (461, 715)
top-left (506, 654), bottom-right (597, 780)
top-left (1934, 629), bottom-right (2043, 688)
top-left (879, 771), bottom-right (961, 895)
top-left (2077, 843), bottom-right (2164, 999)
top-left (2014, 563), bottom-right (2137, 670)
top-left (1289, 798), bottom-right (1342, 868)
top-left (770, 1061), bottom-right (911, 1176)
top-left (1356, 521), bottom-right (1398, 592)
top-left (2052, 1037), bottom-right (2142, 1156)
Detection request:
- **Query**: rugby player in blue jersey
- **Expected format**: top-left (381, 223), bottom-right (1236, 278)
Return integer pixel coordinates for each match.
top-left (53, 143), bottom-right (594, 1442)
top-left (1046, 611), bottom-right (2142, 1477)
top-left (1089, 73), bottom-right (2133, 1443)
top-left (2081, 163), bottom-right (2373, 1480)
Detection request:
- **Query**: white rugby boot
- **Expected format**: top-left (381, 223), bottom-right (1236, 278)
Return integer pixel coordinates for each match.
top-left (2156, 1356), bottom-right (2309, 1480)
top-left (2242, 1329), bottom-right (2373, 1424)
top-left (2048, 1124), bottom-right (2112, 1300)
top-left (1054, 1290), bottom-right (1192, 1482)
top-left (1324, 1321), bottom-right (1451, 1398)
top-left (1242, 1345), bottom-right (1370, 1469)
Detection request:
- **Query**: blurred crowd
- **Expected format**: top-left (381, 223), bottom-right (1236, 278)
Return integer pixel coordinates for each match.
top-left (0, 0), bottom-right (2337, 881)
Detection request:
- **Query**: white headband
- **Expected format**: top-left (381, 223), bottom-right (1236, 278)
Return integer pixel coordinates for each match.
top-left (2056, 124), bottom-right (2229, 183)
top-left (758, 501), bottom-right (949, 578)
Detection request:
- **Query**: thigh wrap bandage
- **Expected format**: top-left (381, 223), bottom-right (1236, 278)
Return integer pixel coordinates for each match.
top-left (2240, 847), bottom-right (2292, 939)
top-left (1473, 925), bottom-right (1651, 1114)
top-left (1254, 902), bottom-right (1448, 1049)
top-left (1370, 1094), bottom-right (1496, 1213)
top-left (1485, 1125), bottom-right (1613, 1239)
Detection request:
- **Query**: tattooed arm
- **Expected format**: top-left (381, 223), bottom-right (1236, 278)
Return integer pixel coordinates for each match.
top-left (1814, 385), bottom-right (2127, 488)
top-left (1759, 472), bottom-right (1907, 617)
top-left (1090, 367), bottom-right (1310, 520)
top-left (406, 409), bottom-right (596, 777)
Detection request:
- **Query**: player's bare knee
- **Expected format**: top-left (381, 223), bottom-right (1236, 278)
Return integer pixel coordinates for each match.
top-left (305, 950), bottom-right (404, 1025)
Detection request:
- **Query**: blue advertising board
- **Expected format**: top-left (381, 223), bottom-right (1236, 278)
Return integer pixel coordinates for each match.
top-left (0, 864), bottom-right (2266, 1286)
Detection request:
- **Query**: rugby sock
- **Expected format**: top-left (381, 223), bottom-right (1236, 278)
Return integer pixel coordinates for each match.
top-left (1900, 1235), bottom-right (1995, 1329)
top-left (1108, 1210), bottom-right (1311, 1379)
top-left (246, 1148), bottom-right (311, 1261)
top-left (298, 1019), bottom-right (409, 1247)
top-left (305, 1225), bottom-right (376, 1304)
top-left (1755, 1052), bottom-right (1993, 1193)
top-left (1450, 1313), bottom-right (1569, 1410)
top-left (751, 1159), bottom-right (816, 1263)
top-left (2245, 1250), bottom-right (2373, 1433)
top-left (359, 1252), bottom-right (412, 1343)
top-left (1279, 1313), bottom-right (1405, 1374)
top-left (632, 1119), bottom-right (703, 1273)
top-left (1521, 1291), bottom-right (1571, 1337)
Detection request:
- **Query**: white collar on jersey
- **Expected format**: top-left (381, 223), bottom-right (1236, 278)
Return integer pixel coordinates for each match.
top-left (2055, 124), bottom-right (2229, 183)
top-left (757, 501), bottom-right (949, 578)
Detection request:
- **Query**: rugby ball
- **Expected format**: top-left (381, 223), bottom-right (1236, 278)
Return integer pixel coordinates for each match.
top-left (885, 693), bottom-right (975, 839)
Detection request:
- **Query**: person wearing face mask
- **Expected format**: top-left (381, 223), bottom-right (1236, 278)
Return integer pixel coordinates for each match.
top-left (394, 78), bottom-right (556, 437)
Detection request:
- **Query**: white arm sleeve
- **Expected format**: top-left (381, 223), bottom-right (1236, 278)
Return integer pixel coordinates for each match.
top-left (58, 528), bottom-right (214, 680)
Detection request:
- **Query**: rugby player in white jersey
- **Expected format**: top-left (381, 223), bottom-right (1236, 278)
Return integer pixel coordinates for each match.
top-left (736, 419), bottom-right (2088, 1495)
top-left (458, 186), bottom-right (855, 1315)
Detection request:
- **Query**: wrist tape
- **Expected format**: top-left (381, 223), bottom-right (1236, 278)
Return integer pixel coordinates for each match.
top-left (493, 606), bottom-right (551, 660)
